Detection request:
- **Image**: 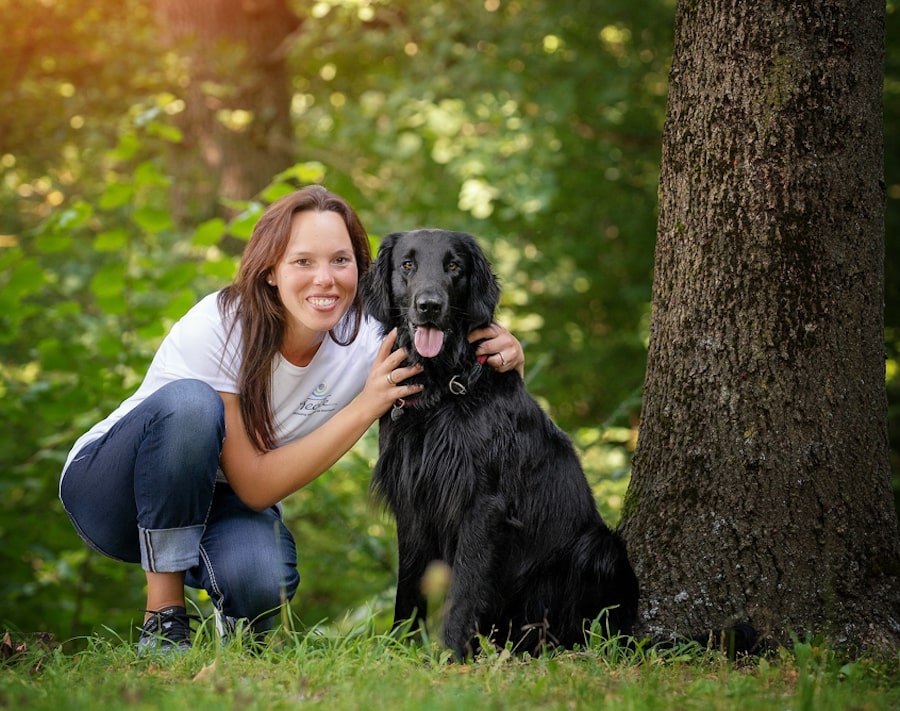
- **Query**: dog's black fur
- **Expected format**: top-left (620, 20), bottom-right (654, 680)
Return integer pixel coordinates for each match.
top-left (361, 229), bottom-right (640, 659)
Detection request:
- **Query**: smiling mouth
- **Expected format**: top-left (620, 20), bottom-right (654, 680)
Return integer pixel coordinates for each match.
top-left (309, 297), bottom-right (338, 308)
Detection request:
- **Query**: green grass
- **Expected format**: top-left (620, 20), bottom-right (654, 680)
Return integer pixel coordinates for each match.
top-left (2, 616), bottom-right (899, 711)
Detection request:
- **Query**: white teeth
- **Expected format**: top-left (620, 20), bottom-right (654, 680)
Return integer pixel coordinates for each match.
top-left (310, 298), bottom-right (336, 307)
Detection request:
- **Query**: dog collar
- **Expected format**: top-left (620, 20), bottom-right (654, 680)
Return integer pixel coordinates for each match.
top-left (448, 354), bottom-right (489, 396)
top-left (390, 354), bottom-right (489, 421)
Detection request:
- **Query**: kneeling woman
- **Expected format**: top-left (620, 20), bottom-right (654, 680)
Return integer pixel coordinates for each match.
top-left (60, 186), bottom-right (524, 652)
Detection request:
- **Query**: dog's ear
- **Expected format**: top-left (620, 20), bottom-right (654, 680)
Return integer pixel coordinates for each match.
top-left (362, 232), bottom-right (400, 325)
top-left (463, 233), bottom-right (500, 327)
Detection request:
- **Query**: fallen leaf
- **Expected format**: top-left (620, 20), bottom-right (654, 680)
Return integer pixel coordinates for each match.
top-left (192, 659), bottom-right (218, 682)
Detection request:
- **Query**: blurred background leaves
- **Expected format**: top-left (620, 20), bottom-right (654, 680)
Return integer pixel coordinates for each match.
top-left (1, 0), bottom-right (897, 646)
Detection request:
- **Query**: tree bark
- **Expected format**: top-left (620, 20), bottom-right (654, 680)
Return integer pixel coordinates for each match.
top-left (151, 0), bottom-right (300, 222)
top-left (619, 0), bottom-right (900, 655)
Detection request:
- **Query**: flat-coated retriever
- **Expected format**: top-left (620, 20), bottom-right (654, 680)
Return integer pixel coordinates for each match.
top-left (361, 229), bottom-right (639, 659)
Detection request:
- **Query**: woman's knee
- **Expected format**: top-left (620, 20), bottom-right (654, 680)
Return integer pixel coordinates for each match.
top-left (194, 508), bottom-right (299, 621)
top-left (211, 552), bottom-right (299, 621)
top-left (153, 380), bottom-right (224, 432)
top-left (147, 381), bottom-right (225, 467)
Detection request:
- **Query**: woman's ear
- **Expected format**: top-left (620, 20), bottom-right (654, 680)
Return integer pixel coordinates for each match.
top-left (361, 232), bottom-right (399, 325)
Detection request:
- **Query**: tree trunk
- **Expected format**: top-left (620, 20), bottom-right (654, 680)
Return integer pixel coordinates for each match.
top-left (152, 0), bottom-right (300, 222)
top-left (619, 0), bottom-right (900, 655)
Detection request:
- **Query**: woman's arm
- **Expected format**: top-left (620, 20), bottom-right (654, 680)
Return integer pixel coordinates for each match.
top-left (219, 330), bottom-right (422, 511)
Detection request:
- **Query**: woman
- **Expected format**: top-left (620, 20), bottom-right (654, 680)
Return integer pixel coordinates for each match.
top-left (59, 186), bottom-right (524, 652)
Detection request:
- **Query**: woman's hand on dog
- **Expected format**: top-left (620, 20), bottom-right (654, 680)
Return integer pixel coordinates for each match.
top-left (469, 323), bottom-right (525, 377)
top-left (360, 328), bottom-right (424, 419)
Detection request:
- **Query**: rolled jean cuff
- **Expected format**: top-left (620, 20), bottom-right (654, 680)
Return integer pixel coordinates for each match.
top-left (139, 524), bottom-right (205, 573)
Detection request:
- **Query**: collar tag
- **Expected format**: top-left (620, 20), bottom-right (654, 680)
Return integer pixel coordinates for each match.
top-left (448, 376), bottom-right (468, 396)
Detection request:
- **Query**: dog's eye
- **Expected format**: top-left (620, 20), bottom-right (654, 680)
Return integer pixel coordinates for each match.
top-left (401, 260), bottom-right (414, 272)
top-left (448, 261), bottom-right (459, 272)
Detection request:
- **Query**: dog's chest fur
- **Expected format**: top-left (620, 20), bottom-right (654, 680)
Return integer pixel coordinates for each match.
top-left (373, 370), bottom-right (517, 527)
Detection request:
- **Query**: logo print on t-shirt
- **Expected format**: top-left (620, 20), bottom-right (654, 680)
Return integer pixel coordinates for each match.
top-left (293, 382), bottom-right (337, 417)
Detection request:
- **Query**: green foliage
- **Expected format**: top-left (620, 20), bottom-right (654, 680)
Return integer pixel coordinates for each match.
top-left (0, 102), bottom-right (230, 643)
top-left (291, 0), bottom-right (672, 429)
top-left (0, 0), bottom-right (166, 231)
top-left (1, 0), bottom-right (898, 647)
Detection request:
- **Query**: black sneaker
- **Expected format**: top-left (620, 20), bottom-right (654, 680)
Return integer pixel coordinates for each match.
top-left (137, 605), bottom-right (196, 655)
top-left (214, 608), bottom-right (272, 651)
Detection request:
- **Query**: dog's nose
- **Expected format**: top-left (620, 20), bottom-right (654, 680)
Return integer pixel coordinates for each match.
top-left (415, 293), bottom-right (445, 319)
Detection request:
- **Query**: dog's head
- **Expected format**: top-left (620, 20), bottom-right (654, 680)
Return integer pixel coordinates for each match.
top-left (362, 229), bottom-right (500, 360)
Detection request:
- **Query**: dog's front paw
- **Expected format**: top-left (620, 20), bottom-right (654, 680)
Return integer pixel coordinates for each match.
top-left (443, 619), bottom-right (476, 662)
top-left (444, 638), bottom-right (472, 663)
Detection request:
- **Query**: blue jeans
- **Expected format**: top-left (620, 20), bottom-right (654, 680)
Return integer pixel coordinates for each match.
top-left (60, 379), bottom-right (300, 628)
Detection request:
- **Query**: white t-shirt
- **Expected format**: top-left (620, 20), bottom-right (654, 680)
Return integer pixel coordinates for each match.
top-left (61, 291), bottom-right (383, 482)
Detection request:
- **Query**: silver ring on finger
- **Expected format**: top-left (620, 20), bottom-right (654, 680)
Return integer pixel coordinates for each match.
top-left (386, 372), bottom-right (396, 386)
top-left (499, 352), bottom-right (507, 367)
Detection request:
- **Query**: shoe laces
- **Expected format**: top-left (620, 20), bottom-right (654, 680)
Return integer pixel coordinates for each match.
top-left (140, 605), bottom-right (199, 645)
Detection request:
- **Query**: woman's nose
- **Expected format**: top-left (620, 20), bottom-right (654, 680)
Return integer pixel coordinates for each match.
top-left (313, 264), bottom-right (335, 286)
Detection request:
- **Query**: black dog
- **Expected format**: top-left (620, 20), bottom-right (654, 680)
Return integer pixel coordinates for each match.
top-left (361, 229), bottom-right (639, 659)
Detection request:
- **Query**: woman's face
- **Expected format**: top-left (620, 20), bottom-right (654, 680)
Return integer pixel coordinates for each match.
top-left (269, 209), bottom-right (358, 341)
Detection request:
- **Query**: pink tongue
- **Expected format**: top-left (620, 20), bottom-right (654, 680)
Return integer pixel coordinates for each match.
top-left (414, 327), bottom-right (445, 358)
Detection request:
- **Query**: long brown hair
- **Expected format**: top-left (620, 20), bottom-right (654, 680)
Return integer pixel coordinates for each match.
top-left (218, 185), bottom-right (372, 451)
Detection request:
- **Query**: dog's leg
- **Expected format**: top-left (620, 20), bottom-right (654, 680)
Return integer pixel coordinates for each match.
top-left (392, 519), bottom-right (435, 633)
top-left (442, 494), bottom-right (509, 660)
